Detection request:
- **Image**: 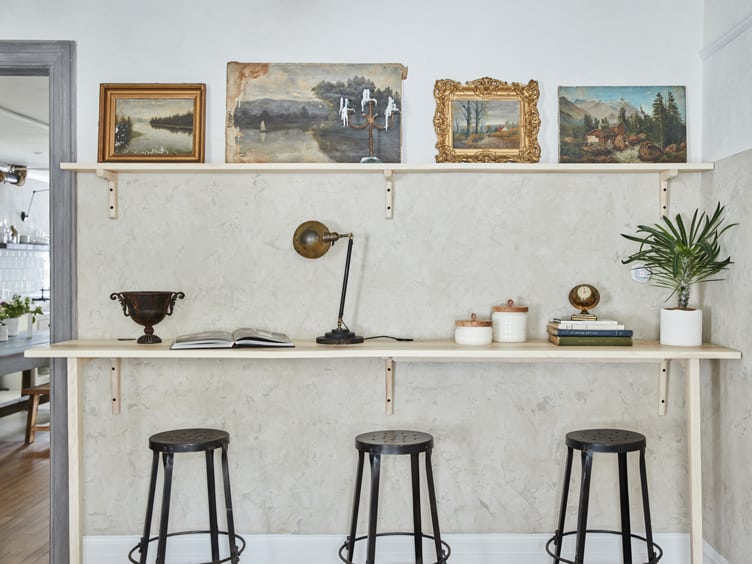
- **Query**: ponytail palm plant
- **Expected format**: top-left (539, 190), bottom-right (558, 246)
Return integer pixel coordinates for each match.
top-left (621, 202), bottom-right (737, 310)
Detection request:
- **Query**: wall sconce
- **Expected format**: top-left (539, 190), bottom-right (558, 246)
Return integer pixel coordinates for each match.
top-left (21, 189), bottom-right (49, 221)
top-left (293, 220), bottom-right (364, 345)
top-left (0, 164), bottom-right (27, 186)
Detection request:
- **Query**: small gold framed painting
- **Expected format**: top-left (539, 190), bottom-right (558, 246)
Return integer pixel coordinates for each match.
top-left (98, 83), bottom-right (206, 162)
top-left (433, 77), bottom-right (541, 163)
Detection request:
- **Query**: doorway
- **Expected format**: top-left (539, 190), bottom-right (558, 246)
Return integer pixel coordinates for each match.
top-left (0, 41), bottom-right (76, 564)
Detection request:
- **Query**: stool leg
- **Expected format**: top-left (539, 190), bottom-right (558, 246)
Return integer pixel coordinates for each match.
top-left (410, 453), bottom-right (424, 563)
top-left (553, 446), bottom-right (574, 563)
top-left (618, 452), bottom-right (633, 563)
top-left (220, 443), bottom-right (240, 563)
top-left (156, 452), bottom-right (174, 564)
top-left (138, 450), bottom-right (160, 564)
top-left (366, 453), bottom-right (382, 564)
top-left (206, 449), bottom-right (220, 561)
top-left (639, 448), bottom-right (658, 563)
top-left (347, 451), bottom-right (366, 563)
top-left (574, 449), bottom-right (594, 564)
top-left (424, 448), bottom-right (445, 564)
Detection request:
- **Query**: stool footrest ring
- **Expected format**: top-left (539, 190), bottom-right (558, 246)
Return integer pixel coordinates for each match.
top-left (545, 528), bottom-right (663, 564)
top-left (338, 531), bottom-right (451, 564)
top-left (128, 529), bottom-right (247, 564)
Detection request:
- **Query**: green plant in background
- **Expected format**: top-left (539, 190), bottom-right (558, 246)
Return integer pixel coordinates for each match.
top-left (621, 202), bottom-right (738, 310)
top-left (0, 294), bottom-right (44, 321)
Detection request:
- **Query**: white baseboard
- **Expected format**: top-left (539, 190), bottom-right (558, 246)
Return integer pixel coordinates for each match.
top-left (84, 532), bottom-right (726, 563)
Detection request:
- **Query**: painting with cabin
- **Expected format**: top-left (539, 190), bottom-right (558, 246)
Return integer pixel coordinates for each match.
top-left (226, 63), bottom-right (405, 163)
top-left (558, 86), bottom-right (687, 164)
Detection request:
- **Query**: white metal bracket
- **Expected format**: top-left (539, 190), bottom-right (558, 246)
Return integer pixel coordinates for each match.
top-left (658, 359), bottom-right (669, 415)
top-left (96, 169), bottom-right (119, 219)
top-left (385, 357), bottom-right (394, 414)
top-left (111, 358), bottom-right (121, 414)
top-left (659, 169), bottom-right (678, 217)
top-left (384, 169), bottom-right (394, 219)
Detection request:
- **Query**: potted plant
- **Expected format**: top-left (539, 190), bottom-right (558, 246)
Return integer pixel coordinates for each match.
top-left (621, 202), bottom-right (737, 346)
top-left (0, 294), bottom-right (43, 338)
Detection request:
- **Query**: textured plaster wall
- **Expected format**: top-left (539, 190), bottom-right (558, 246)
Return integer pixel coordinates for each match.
top-left (76, 171), bottom-right (704, 535)
top-left (3, 0), bottom-right (722, 542)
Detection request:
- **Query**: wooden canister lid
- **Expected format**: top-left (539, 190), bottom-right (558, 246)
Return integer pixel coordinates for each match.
top-left (493, 299), bottom-right (528, 313)
top-left (455, 312), bottom-right (492, 327)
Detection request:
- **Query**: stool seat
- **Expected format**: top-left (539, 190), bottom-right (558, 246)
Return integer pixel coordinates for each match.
top-left (129, 427), bottom-right (244, 564)
top-left (149, 428), bottom-right (229, 453)
top-left (565, 429), bottom-right (646, 453)
top-left (355, 430), bottom-right (433, 455)
top-left (341, 429), bottom-right (450, 564)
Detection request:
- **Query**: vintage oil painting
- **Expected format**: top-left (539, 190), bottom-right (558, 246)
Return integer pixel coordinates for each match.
top-left (226, 63), bottom-right (405, 163)
top-left (451, 99), bottom-right (521, 150)
top-left (559, 86), bottom-right (687, 164)
top-left (98, 83), bottom-right (206, 162)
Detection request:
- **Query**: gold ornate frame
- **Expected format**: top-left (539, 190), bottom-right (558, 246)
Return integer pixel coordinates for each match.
top-left (433, 78), bottom-right (541, 163)
top-left (98, 83), bottom-right (206, 162)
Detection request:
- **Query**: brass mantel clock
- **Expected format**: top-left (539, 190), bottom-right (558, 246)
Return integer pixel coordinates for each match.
top-left (568, 284), bottom-right (600, 320)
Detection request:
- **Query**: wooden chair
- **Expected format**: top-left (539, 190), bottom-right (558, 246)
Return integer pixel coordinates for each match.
top-left (22, 384), bottom-right (50, 445)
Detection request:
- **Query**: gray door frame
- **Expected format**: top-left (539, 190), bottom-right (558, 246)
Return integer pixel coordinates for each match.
top-left (0, 40), bottom-right (76, 564)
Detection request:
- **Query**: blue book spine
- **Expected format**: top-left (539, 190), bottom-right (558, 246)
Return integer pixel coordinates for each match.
top-left (550, 329), bottom-right (633, 337)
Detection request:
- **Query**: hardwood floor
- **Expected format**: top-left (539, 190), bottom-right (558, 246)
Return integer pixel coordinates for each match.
top-left (0, 408), bottom-right (50, 564)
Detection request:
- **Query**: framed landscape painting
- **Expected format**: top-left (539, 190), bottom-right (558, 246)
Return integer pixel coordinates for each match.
top-left (226, 63), bottom-right (406, 163)
top-left (559, 85), bottom-right (687, 164)
top-left (98, 83), bottom-right (206, 162)
top-left (433, 78), bottom-right (541, 163)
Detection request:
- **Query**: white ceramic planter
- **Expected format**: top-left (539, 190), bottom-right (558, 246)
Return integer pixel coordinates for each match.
top-left (0, 324), bottom-right (7, 341)
top-left (5, 317), bottom-right (19, 337)
top-left (660, 308), bottom-right (703, 346)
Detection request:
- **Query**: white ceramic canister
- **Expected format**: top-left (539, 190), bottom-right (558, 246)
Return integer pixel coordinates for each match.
top-left (492, 299), bottom-right (529, 343)
top-left (454, 313), bottom-right (493, 345)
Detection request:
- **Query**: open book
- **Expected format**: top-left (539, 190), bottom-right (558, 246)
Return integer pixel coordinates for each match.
top-left (170, 328), bottom-right (294, 349)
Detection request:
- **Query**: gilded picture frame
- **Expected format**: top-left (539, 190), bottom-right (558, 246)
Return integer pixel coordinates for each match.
top-left (433, 78), bottom-right (541, 163)
top-left (98, 83), bottom-right (206, 162)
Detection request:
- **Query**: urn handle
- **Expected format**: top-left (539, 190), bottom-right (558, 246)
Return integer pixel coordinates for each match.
top-left (109, 292), bottom-right (129, 317)
top-left (167, 292), bottom-right (186, 316)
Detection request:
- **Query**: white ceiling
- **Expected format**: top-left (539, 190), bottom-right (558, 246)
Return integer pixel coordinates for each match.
top-left (0, 75), bottom-right (49, 183)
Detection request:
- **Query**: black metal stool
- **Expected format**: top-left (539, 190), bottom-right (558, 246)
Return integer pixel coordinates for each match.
top-left (128, 428), bottom-right (246, 564)
top-left (339, 430), bottom-right (451, 564)
top-left (546, 428), bottom-right (663, 564)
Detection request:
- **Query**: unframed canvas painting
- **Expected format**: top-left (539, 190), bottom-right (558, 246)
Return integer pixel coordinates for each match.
top-left (226, 63), bottom-right (406, 163)
top-left (559, 86), bottom-right (687, 164)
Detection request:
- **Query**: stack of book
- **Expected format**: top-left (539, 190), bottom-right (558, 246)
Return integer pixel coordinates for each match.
top-left (547, 318), bottom-right (633, 346)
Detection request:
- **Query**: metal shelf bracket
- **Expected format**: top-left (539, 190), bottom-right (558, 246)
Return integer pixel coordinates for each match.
top-left (385, 357), bottom-right (394, 414)
top-left (659, 169), bottom-right (678, 217)
top-left (658, 359), bottom-right (669, 415)
top-left (111, 358), bottom-right (121, 414)
top-left (96, 169), bottom-right (118, 219)
top-left (384, 169), bottom-right (394, 219)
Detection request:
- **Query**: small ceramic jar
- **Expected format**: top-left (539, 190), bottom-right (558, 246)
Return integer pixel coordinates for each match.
top-left (492, 299), bottom-right (529, 343)
top-left (454, 313), bottom-right (493, 345)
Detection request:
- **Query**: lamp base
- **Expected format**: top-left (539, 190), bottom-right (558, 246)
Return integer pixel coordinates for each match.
top-left (316, 327), bottom-right (364, 345)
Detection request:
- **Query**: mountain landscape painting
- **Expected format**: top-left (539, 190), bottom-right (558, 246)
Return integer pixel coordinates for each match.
top-left (226, 63), bottom-right (406, 163)
top-left (559, 86), bottom-right (686, 164)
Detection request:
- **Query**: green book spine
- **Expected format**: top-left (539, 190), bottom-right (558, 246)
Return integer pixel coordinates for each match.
top-left (548, 335), bottom-right (633, 346)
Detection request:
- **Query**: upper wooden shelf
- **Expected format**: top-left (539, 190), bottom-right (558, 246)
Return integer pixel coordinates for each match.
top-left (60, 162), bottom-right (714, 174)
top-left (60, 161), bottom-right (715, 219)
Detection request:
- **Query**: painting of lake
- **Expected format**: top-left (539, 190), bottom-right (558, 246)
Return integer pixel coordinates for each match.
top-left (226, 63), bottom-right (406, 163)
top-left (559, 85), bottom-right (687, 163)
top-left (451, 99), bottom-right (521, 150)
top-left (114, 98), bottom-right (195, 157)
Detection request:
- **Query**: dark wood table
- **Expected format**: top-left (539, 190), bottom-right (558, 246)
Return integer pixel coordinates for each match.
top-left (0, 330), bottom-right (50, 417)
